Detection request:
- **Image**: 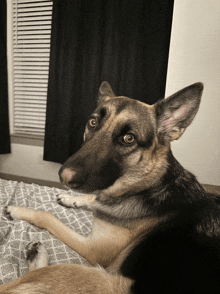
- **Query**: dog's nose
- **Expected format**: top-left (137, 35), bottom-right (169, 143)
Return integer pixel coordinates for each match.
top-left (59, 167), bottom-right (84, 189)
top-left (59, 167), bottom-right (75, 186)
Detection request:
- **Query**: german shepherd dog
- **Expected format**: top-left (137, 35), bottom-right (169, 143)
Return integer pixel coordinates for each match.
top-left (2, 82), bottom-right (220, 293)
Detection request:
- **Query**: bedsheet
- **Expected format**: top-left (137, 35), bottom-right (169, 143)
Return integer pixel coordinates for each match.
top-left (0, 178), bottom-right (93, 285)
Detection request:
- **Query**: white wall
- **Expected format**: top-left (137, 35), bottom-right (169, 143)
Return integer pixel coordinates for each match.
top-left (0, 0), bottom-right (219, 185)
top-left (166, 0), bottom-right (220, 185)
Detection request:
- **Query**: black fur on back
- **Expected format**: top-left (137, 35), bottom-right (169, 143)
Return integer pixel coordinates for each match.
top-left (120, 151), bottom-right (220, 293)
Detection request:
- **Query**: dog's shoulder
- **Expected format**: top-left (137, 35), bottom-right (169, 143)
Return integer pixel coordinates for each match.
top-left (120, 194), bottom-right (220, 294)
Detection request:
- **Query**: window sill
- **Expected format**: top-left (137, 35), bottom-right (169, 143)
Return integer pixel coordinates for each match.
top-left (11, 134), bottom-right (44, 147)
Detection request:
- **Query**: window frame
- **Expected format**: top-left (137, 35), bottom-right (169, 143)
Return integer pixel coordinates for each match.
top-left (7, 0), bottom-right (53, 146)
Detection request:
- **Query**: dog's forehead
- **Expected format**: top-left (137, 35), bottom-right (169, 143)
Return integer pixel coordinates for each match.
top-left (103, 97), bottom-right (155, 125)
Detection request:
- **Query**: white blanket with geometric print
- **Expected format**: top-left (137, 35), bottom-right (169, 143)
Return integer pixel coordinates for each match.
top-left (0, 178), bottom-right (93, 285)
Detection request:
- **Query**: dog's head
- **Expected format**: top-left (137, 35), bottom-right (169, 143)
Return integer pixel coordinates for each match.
top-left (59, 81), bottom-right (203, 197)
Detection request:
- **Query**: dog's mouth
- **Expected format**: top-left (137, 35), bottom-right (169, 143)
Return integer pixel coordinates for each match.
top-left (64, 178), bottom-right (106, 194)
top-left (66, 181), bottom-right (81, 190)
top-left (68, 183), bottom-right (95, 194)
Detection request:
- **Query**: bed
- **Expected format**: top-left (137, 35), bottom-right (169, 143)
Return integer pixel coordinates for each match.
top-left (0, 178), bottom-right (93, 285)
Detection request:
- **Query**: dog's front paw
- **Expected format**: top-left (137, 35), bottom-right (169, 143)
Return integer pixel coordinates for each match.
top-left (25, 241), bottom-right (49, 270)
top-left (4, 206), bottom-right (34, 222)
top-left (4, 206), bottom-right (23, 220)
top-left (57, 193), bottom-right (80, 208)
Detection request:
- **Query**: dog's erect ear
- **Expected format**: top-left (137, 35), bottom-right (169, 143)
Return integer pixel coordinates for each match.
top-left (155, 82), bottom-right (204, 144)
top-left (97, 81), bottom-right (115, 105)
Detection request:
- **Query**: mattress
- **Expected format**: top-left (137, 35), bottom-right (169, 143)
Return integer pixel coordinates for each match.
top-left (0, 178), bottom-right (93, 285)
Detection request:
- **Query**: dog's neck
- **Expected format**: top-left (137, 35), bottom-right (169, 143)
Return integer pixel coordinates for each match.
top-left (142, 151), bottom-right (206, 213)
top-left (93, 151), bottom-right (207, 226)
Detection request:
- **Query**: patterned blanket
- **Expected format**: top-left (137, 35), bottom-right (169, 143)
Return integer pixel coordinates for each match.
top-left (0, 178), bottom-right (93, 285)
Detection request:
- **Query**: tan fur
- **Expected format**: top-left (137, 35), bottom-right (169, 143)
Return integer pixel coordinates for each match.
top-left (169, 127), bottom-right (185, 141)
top-left (0, 264), bottom-right (133, 294)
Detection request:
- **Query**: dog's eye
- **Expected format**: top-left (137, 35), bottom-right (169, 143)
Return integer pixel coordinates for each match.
top-left (88, 118), bottom-right (97, 128)
top-left (123, 134), bottom-right (135, 144)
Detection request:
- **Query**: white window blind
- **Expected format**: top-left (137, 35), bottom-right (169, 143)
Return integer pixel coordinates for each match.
top-left (12, 0), bottom-right (53, 137)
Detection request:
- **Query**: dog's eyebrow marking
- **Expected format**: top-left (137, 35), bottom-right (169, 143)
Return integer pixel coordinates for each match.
top-left (115, 100), bottom-right (130, 115)
top-left (119, 124), bottom-right (132, 135)
top-left (99, 107), bottom-right (106, 118)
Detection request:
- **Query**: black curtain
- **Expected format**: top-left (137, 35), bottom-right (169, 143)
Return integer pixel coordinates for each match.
top-left (44, 0), bottom-right (174, 164)
top-left (0, 1), bottom-right (10, 154)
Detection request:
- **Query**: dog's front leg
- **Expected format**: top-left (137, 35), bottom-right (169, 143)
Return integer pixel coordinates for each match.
top-left (4, 206), bottom-right (97, 266)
